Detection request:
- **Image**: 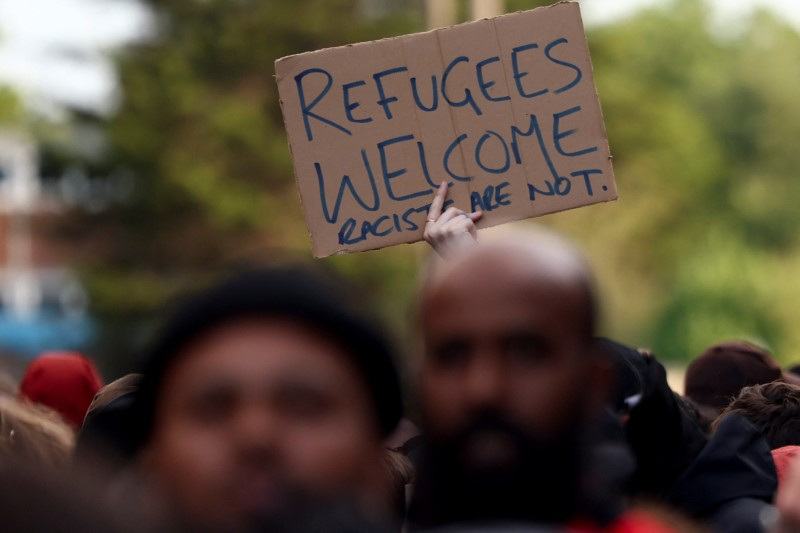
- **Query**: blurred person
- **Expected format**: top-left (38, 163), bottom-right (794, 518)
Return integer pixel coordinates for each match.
top-left (665, 412), bottom-right (776, 533)
top-left (0, 372), bottom-right (18, 398)
top-left (0, 389), bottom-right (167, 531)
top-left (599, 339), bottom-right (708, 499)
top-left (385, 417), bottom-right (421, 451)
top-left (772, 447), bottom-right (800, 489)
top-left (0, 396), bottom-right (74, 468)
top-left (0, 460), bottom-right (148, 533)
top-left (381, 449), bottom-right (414, 525)
top-left (422, 170), bottom-right (775, 532)
top-left (712, 382), bottom-right (800, 451)
top-left (712, 382), bottom-right (800, 490)
top-left (684, 341), bottom-right (795, 424)
top-left (409, 232), bottom-right (678, 531)
top-left (596, 337), bottom-right (648, 426)
top-left (679, 395), bottom-right (712, 436)
top-left (133, 267), bottom-right (404, 531)
top-left (74, 374), bottom-right (142, 472)
top-left (605, 339), bottom-right (776, 533)
top-left (19, 351), bottom-right (104, 428)
top-left (772, 456), bottom-right (800, 533)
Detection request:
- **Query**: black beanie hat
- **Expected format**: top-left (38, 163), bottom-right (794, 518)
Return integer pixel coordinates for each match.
top-left (133, 267), bottom-right (404, 449)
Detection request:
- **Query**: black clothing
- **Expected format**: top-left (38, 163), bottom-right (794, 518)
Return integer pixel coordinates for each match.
top-left (624, 352), bottom-right (708, 497)
top-left (668, 414), bottom-right (777, 533)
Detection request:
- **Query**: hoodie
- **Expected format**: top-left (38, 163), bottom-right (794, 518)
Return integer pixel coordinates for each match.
top-left (624, 352), bottom-right (708, 498)
top-left (667, 414), bottom-right (777, 533)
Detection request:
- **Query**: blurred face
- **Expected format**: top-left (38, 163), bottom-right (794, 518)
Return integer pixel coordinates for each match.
top-left (419, 259), bottom-right (596, 471)
top-left (144, 319), bottom-right (384, 530)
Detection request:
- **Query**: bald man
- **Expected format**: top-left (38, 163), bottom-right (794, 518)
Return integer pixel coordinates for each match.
top-left (409, 231), bottom-right (619, 529)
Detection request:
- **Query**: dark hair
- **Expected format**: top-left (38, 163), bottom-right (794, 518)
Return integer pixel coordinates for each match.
top-left (678, 396), bottom-right (715, 436)
top-left (712, 381), bottom-right (800, 449)
top-left (133, 266), bottom-right (404, 449)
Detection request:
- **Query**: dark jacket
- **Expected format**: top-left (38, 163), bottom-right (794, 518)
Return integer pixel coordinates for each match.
top-left (624, 352), bottom-right (708, 497)
top-left (667, 414), bottom-right (777, 533)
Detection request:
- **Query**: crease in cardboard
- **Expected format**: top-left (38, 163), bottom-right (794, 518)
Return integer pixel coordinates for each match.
top-left (489, 15), bottom-right (537, 219)
top-left (434, 26), bottom-right (475, 208)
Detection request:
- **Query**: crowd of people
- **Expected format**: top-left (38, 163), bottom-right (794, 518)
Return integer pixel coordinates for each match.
top-left (3, 183), bottom-right (800, 532)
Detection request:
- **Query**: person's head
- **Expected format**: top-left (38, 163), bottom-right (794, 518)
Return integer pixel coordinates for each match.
top-left (413, 231), bottom-right (607, 524)
top-left (712, 381), bottom-right (800, 450)
top-left (134, 267), bottom-right (403, 530)
top-left (595, 337), bottom-right (647, 424)
top-left (0, 397), bottom-right (75, 468)
top-left (684, 340), bottom-right (783, 420)
top-left (18, 352), bottom-right (104, 429)
top-left (75, 374), bottom-right (143, 467)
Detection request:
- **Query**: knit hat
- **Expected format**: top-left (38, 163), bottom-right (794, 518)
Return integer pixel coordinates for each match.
top-left (133, 267), bottom-right (403, 448)
top-left (685, 341), bottom-right (782, 411)
top-left (19, 352), bottom-right (104, 428)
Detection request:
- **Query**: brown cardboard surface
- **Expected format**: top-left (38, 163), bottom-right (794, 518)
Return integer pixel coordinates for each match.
top-left (275, 1), bottom-right (616, 257)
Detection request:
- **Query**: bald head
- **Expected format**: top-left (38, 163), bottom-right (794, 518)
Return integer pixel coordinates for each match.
top-left (421, 232), bottom-right (597, 341)
top-left (410, 232), bottom-right (608, 527)
top-left (417, 230), bottom-right (603, 444)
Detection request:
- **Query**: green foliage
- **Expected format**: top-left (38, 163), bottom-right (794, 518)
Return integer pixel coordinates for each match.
top-left (544, 0), bottom-right (800, 362)
top-left (67, 0), bottom-right (800, 365)
top-left (0, 85), bottom-right (22, 125)
top-left (66, 0), bottom-right (424, 365)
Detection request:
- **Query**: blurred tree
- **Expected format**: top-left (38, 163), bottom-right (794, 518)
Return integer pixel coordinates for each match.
top-left (0, 86), bottom-right (21, 125)
top-left (57, 0), bottom-right (425, 368)
top-left (58, 0), bottom-right (800, 368)
top-left (546, 0), bottom-right (800, 362)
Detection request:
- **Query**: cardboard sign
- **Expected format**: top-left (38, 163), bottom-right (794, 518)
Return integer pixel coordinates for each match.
top-left (275, 1), bottom-right (616, 257)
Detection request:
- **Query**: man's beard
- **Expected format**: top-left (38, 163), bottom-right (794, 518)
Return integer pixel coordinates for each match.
top-left (408, 409), bottom-right (587, 529)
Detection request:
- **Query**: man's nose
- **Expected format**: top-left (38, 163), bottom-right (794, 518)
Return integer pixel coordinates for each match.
top-left (463, 352), bottom-right (506, 408)
top-left (231, 401), bottom-right (280, 449)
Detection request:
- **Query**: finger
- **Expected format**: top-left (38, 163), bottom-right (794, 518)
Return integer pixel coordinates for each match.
top-left (433, 214), bottom-right (475, 237)
top-left (449, 214), bottom-right (477, 231)
top-left (426, 215), bottom-right (470, 244)
top-left (436, 206), bottom-right (464, 225)
top-left (468, 211), bottom-right (483, 222)
top-left (468, 217), bottom-right (479, 238)
top-left (426, 181), bottom-right (448, 222)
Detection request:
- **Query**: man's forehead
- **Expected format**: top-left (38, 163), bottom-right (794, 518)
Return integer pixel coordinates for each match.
top-left (168, 320), bottom-right (350, 378)
top-left (160, 320), bottom-right (372, 405)
top-left (423, 235), bottom-right (589, 298)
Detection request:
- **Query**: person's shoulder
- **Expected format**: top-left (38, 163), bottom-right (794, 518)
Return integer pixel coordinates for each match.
top-left (704, 497), bottom-right (772, 533)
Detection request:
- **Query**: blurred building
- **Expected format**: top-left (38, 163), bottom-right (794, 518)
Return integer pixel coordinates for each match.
top-left (0, 131), bottom-right (93, 363)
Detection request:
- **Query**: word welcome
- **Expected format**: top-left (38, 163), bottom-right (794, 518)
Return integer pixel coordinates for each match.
top-left (313, 109), bottom-right (605, 244)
